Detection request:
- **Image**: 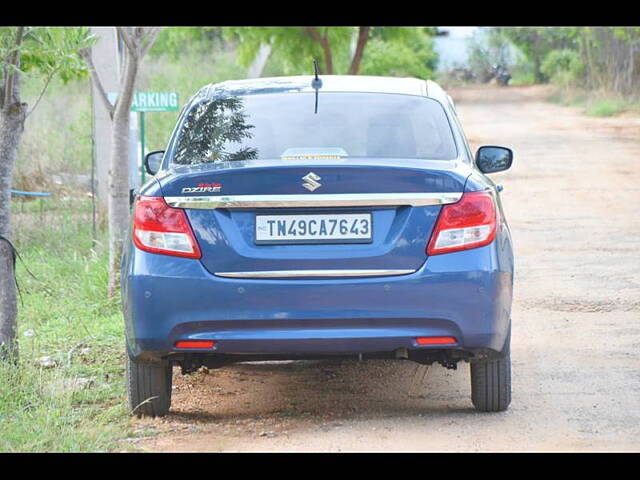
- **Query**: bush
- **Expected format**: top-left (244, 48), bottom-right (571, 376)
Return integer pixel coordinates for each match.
top-left (541, 49), bottom-right (584, 86)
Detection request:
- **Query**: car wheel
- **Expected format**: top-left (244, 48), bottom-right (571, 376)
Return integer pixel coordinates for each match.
top-left (470, 332), bottom-right (511, 412)
top-left (126, 354), bottom-right (172, 417)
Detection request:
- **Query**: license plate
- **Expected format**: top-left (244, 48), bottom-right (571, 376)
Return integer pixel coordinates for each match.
top-left (255, 213), bottom-right (373, 244)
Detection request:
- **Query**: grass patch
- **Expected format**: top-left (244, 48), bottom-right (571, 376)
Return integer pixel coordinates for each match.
top-left (546, 87), bottom-right (640, 117)
top-left (16, 76), bottom-right (93, 193)
top-left (585, 100), bottom-right (628, 117)
top-left (509, 71), bottom-right (536, 87)
top-left (546, 89), bottom-right (589, 108)
top-left (1, 197), bottom-right (134, 452)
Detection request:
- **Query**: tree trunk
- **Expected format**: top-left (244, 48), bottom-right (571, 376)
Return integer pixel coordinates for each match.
top-left (627, 44), bottom-right (635, 96)
top-left (320, 36), bottom-right (333, 74)
top-left (83, 27), bottom-right (160, 297)
top-left (533, 55), bottom-right (544, 83)
top-left (532, 33), bottom-right (545, 84)
top-left (348, 27), bottom-right (370, 75)
top-left (0, 101), bottom-right (27, 360)
top-left (107, 54), bottom-right (138, 297)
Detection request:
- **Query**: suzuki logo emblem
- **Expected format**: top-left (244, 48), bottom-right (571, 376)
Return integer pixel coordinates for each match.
top-left (302, 172), bottom-right (322, 192)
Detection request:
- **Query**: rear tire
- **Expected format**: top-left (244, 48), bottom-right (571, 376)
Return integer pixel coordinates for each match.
top-left (470, 334), bottom-right (511, 412)
top-left (126, 354), bottom-right (172, 417)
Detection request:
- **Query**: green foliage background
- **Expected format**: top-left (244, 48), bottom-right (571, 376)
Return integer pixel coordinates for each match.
top-left (465, 27), bottom-right (640, 96)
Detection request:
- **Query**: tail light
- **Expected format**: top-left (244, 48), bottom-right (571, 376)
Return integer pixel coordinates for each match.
top-left (416, 336), bottom-right (457, 345)
top-left (175, 340), bottom-right (215, 349)
top-left (427, 191), bottom-right (497, 255)
top-left (133, 196), bottom-right (201, 259)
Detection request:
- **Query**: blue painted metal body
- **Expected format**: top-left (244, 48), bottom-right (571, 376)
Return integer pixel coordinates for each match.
top-left (123, 239), bottom-right (513, 359)
top-left (121, 76), bottom-right (514, 363)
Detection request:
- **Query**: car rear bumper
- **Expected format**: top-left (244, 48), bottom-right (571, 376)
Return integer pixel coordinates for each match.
top-left (122, 242), bottom-right (513, 362)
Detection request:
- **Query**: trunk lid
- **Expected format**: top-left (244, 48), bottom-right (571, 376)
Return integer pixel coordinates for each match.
top-left (158, 159), bottom-right (471, 276)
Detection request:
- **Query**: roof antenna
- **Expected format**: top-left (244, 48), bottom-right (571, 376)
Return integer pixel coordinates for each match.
top-left (311, 59), bottom-right (322, 114)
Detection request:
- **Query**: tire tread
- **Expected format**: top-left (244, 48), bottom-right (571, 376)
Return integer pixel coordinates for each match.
top-left (470, 343), bottom-right (511, 412)
top-left (126, 354), bottom-right (172, 417)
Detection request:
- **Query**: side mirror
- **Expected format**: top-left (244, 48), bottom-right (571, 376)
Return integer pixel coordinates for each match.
top-left (475, 146), bottom-right (513, 174)
top-left (144, 150), bottom-right (164, 176)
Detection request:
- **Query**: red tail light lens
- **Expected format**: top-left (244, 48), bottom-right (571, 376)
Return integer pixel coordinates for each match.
top-left (427, 191), bottom-right (497, 255)
top-left (175, 340), bottom-right (215, 349)
top-left (416, 336), bottom-right (457, 345)
top-left (133, 196), bottom-right (201, 259)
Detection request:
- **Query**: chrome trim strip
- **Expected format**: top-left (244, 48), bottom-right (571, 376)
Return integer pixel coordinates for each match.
top-left (215, 269), bottom-right (416, 279)
top-left (165, 192), bottom-right (462, 209)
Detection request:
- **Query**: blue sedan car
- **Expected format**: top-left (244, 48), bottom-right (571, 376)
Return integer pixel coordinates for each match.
top-left (122, 75), bottom-right (514, 417)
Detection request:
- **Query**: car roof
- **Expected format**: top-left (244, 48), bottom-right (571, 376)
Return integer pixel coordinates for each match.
top-left (196, 75), bottom-right (450, 104)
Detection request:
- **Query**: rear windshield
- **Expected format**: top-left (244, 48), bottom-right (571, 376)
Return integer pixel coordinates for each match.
top-left (171, 92), bottom-right (457, 165)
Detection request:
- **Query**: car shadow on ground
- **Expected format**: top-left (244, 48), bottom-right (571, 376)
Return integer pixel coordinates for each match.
top-left (163, 359), bottom-right (479, 426)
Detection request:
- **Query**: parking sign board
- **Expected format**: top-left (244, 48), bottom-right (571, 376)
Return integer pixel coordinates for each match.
top-left (131, 92), bottom-right (179, 112)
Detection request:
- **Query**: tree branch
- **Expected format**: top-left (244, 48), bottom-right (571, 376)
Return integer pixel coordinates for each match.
top-left (140, 27), bottom-right (161, 58)
top-left (305, 27), bottom-right (333, 74)
top-left (79, 48), bottom-right (114, 119)
top-left (116, 27), bottom-right (137, 57)
top-left (305, 26), bottom-right (322, 44)
top-left (25, 64), bottom-right (60, 119)
top-left (3, 27), bottom-right (24, 109)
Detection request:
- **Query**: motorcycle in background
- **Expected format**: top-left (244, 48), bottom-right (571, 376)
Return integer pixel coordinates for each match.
top-left (492, 64), bottom-right (511, 86)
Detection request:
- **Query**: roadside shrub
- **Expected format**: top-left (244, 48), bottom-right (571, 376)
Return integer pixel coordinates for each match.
top-left (541, 49), bottom-right (584, 87)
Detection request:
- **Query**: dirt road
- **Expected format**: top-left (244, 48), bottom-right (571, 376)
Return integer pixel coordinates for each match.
top-left (134, 86), bottom-right (640, 452)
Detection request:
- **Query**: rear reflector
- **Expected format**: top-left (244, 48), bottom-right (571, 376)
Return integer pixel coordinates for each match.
top-left (426, 190), bottom-right (497, 255)
top-left (174, 340), bottom-right (215, 349)
top-left (133, 196), bottom-right (201, 259)
top-left (416, 336), bottom-right (457, 345)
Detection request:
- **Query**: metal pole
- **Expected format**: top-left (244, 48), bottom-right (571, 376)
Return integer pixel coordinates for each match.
top-left (140, 111), bottom-right (146, 184)
top-left (89, 75), bottom-right (97, 247)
